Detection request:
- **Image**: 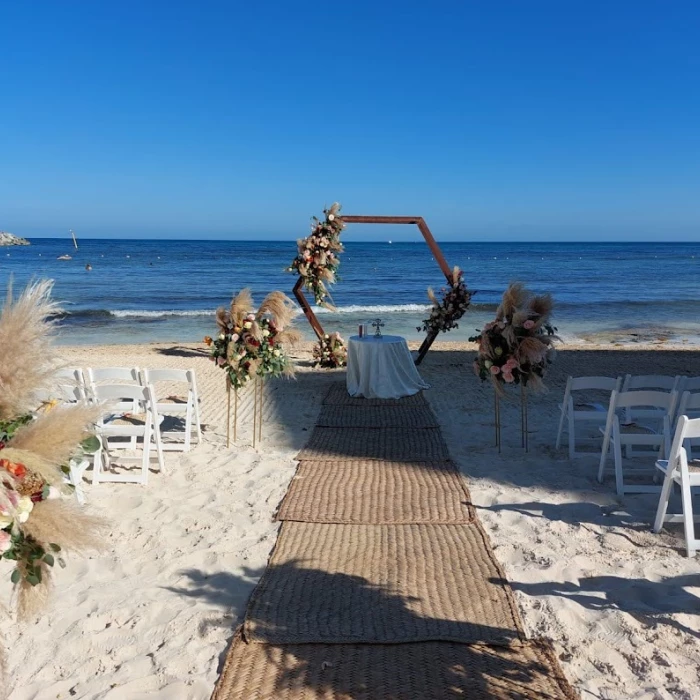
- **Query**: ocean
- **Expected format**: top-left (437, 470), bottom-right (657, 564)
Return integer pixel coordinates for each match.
top-left (1, 239), bottom-right (699, 346)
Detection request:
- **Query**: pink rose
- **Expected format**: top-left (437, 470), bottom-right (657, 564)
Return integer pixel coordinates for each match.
top-left (504, 357), bottom-right (518, 370)
top-left (246, 313), bottom-right (255, 321)
top-left (490, 365), bottom-right (500, 375)
top-left (0, 530), bottom-right (11, 554)
top-left (231, 333), bottom-right (239, 342)
top-left (523, 320), bottom-right (535, 329)
top-left (217, 357), bottom-right (226, 366)
top-left (503, 371), bottom-right (515, 383)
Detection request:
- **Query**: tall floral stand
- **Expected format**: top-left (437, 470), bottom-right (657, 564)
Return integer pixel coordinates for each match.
top-left (493, 386), bottom-right (528, 453)
top-left (226, 378), bottom-right (240, 449)
top-left (252, 377), bottom-right (264, 448)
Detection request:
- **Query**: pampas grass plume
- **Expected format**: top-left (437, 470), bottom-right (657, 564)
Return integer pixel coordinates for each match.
top-left (0, 279), bottom-right (62, 420)
top-left (229, 288), bottom-right (253, 327)
top-left (9, 404), bottom-right (101, 471)
top-left (257, 291), bottom-right (296, 330)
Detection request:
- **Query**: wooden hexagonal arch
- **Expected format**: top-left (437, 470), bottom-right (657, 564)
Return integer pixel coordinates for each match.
top-left (293, 215), bottom-right (456, 365)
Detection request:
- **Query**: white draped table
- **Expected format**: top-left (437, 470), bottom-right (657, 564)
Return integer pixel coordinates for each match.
top-left (346, 335), bottom-right (430, 399)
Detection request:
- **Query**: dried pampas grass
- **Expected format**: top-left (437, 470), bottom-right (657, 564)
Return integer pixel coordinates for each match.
top-left (0, 280), bottom-right (61, 420)
top-left (229, 288), bottom-right (253, 327)
top-left (277, 328), bottom-right (302, 347)
top-left (496, 282), bottom-right (527, 320)
top-left (257, 291), bottom-right (296, 330)
top-left (529, 293), bottom-right (553, 324)
top-left (215, 307), bottom-right (230, 333)
top-left (9, 404), bottom-right (100, 470)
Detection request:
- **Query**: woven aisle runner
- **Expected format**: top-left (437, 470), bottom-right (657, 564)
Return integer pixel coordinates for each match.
top-left (212, 382), bottom-right (578, 699)
top-left (276, 460), bottom-right (475, 524)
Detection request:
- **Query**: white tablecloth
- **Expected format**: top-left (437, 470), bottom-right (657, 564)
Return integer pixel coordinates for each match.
top-left (346, 335), bottom-right (430, 399)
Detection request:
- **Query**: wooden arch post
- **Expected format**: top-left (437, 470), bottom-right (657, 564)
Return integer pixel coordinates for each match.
top-left (293, 215), bottom-right (455, 365)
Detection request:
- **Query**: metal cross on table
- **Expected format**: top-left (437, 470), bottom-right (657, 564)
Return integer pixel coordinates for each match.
top-left (371, 318), bottom-right (385, 337)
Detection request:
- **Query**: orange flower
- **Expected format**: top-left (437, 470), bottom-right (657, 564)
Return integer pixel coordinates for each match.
top-left (0, 458), bottom-right (27, 479)
top-left (204, 336), bottom-right (213, 346)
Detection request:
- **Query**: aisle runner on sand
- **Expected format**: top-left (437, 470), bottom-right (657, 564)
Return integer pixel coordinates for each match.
top-left (276, 459), bottom-right (475, 524)
top-left (212, 383), bottom-right (578, 699)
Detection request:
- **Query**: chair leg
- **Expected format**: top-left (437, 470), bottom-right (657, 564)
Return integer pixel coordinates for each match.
top-left (92, 440), bottom-right (104, 485)
top-left (142, 422), bottom-right (151, 485)
top-left (568, 413), bottom-right (576, 460)
top-left (598, 429), bottom-right (611, 483)
top-left (653, 474), bottom-right (675, 532)
top-left (184, 402), bottom-right (192, 452)
top-left (556, 407), bottom-right (566, 451)
top-left (153, 418), bottom-right (166, 474)
top-left (613, 436), bottom-right (625, 497)
top-left (680, 479), bottom-right (697, 558)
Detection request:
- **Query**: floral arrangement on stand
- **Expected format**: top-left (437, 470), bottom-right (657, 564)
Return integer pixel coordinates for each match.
top-left (0, 280), bottom-right (105, 685)
top-left (205, 288), bottom-right (301, 389)
top-left (313, 331), bottom-right (347, 368)
top-left (287, 202), bottom-right (345, 309)
top-left (417, 266), bottom-right (473, 336)
top-left (469, 282), bottom-right (558, 394)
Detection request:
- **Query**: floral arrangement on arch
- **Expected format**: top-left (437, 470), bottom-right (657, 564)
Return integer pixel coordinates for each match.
top-left (313, 331), bottom-right (347, 368)
top-left (205, 288), bottom-right (301, 389)
top-left (0, 280), bottom-right (105, 677)
top-left (469, 282), bottom-right (558, 394)
top-left (417, 266), bottom-right (473, 336)
top-left (287, 202), bottom-right (344, 309)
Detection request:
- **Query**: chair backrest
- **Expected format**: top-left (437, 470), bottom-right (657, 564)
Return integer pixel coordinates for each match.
top-left (91, 383), bottom-right (150, 420)
top-left (677, 391), bottom-right (700, 418)
top-left (569, 376), bottom-right (621, 392)
top-left (88, 367), bottom-right (140, 384)
top-left (622, 374), bottom-right (681, 392)
top-left (679, 376), bottom-right (700, 392)
top-left (141, 368), bottom-right (189, 383)
top-left (613, 389), bottom-right (677, 412)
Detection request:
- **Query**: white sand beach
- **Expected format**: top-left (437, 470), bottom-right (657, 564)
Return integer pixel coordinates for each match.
top-left (4, 341), bottom-right (700, 700)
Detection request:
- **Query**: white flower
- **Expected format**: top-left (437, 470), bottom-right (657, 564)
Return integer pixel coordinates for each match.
top-left (0, 510), bottom-right (12, 529)
top-left (231, 333), bottom-right (240, 342)
top-left (219, 333), bottom-right (225, 340)
top-left (16, 496), bottom-right (33, 524)
top-left (244, 321), bottom-right (252, 329)
top-left (328, 214), bottom-right (335, 221)
top-left (484, 360), bottom-right (493, 368)
top-left (273, 349), bottom-right (280, 357)
top-left (262, 329), bottom-right (270, 337)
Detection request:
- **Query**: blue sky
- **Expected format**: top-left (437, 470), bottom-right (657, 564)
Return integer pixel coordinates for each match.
top-left (1, 1), bottom-right (699, 241)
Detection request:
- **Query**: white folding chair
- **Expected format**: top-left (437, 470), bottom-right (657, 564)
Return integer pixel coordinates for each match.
top-left (621, 375), bottom-right (682, 423)
top-left (675, 391), bottom-right (700, 459)
top-left (653, 415), bottom-right (700, 557)
top-left (87, 367), bottom-right (142, 446)
top-left (556, 376), bottom-right (621, 459)
top-left (140, 368), bottom-right (202, 451)
top-left (598, 390), bottom-right (677, 496)
top-left (91, 384), bottom-right (165, 485)
top-left (55, 367), bottom-right (88, 402)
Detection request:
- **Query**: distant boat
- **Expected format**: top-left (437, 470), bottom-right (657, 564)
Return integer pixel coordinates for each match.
top-left (388, 240), bottom-right (392, 244)
top-left (70, 229), bottom-right (78, 249)
top-left (57, 254), bottom-right (72, 260)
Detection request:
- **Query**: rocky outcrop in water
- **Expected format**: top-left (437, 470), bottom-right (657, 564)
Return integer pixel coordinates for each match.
top-left (0, 232), bottom-right (30, 246)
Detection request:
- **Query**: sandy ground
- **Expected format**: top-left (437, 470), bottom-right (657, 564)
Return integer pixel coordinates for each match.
top-left (4, 340), bottom-right (700, 700)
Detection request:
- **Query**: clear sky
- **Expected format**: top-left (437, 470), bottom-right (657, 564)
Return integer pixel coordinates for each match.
top-left (1, 1), bottom-right (699, 241)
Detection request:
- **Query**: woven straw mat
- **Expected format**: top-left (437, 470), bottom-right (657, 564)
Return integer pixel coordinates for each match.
top-left (212, 632), bottom-right (579, 700)
top-left (316, 404), bottom-right (439, 429)
top-left (296, 427), bottom-right (450, 462)
top-left (322, 382), bottom-right (426, 407)
top-left (243, 521), bottom-right (524, 645)
top-left (276, 460), bottom-right (475, 524)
